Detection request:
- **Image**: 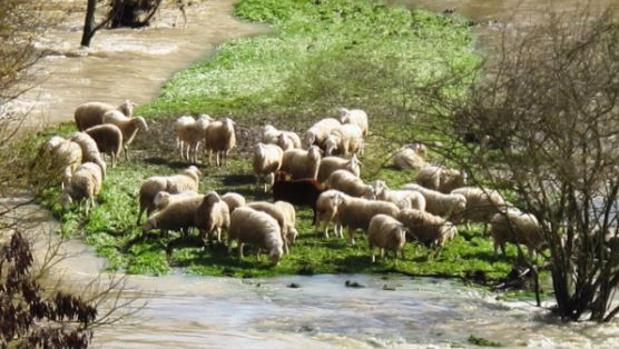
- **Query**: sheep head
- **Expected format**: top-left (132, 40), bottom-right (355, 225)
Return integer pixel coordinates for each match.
top-left (307, 145), bottom-right (322, 162)
top-left (183, 165), bottom-right (202, 181)
top-left (153, 191), bottom-right (171, 210)
top-left (347, 155), bottom-right (361, 177)
top-left (324, 135), bottom-right (338, 156)
top-left (270, 245), bottom-right (283, 265)
top-left (277, 133), bottom-right (293, 151)
top-left (119, 100), bottom-right (135, 117)
top-left (303, 131), bottom-right (316, 149)
top-left (134, 116), bottom-right (148, 131)
top-left (338, 107), bottom-right (350, 122)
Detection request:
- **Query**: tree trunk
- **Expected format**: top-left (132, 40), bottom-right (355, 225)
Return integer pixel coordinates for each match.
top-left (80, 0), bottom-right (97, 47)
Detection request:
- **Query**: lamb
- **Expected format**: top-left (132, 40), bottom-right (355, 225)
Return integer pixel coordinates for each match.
top-left (102, 110), bottom-right (148, 161)
top-left (370, 180), bottom-right (426, 211)
top-left (195, 191), bottom-right (230, 243)
top-left (221, 192), bottom-right (246, 213)
top-left (40, 136), bottom-right (82, 182)
top-left (204, 117), bottom-right (236, 166)
top-left (303, 118), bottom-right (341, 148)
top-left (69, 131), bottom-right (107, 178)
top-left (153, 190), bottom-right (200, 211)
top-left (315, 189), bottom-right (344, 238)
top-left (317, 155), bottom-right (361, 183)
top-left (416, 165), bottom-right (467, 193)
top-left (368, 214), bottom-right (407, 263)
top-left (339, 108), bottom-right (368, 136)
top-left (398, 208), bottom-right (457, 248)
top-left (450, 187), bottom-right (508, 231)
top-left (84, 124), bottom-right (123, 168)
top-left (489, 208), bottom-right (545, 257)
top-left (61, 162), bottom-right (103, 215)
top-left (136, 165), bottom-right (202, 224)
top-left (280, 146), bottom-right (322, 180)
top-left (247, 201), bottom-right (292, 254)
top-left (143, 194), bottom-right (204, 237)
top-left (176, 114), bottom-right (213, 163)
top-left (327, 169), bottom-right (373, 198)
top-left (274, 201), bottom-right (298, 245)
top-left (324, 124), bottom-right (364, 157)
top-left (393, 143), bottom-right (427, 170)
top-left (74, 100), bottom-right (134, 131)
top-left (227, 207), bottom-right (284, 265)
top-left (402, 183), bottom-right (466, 220)
top-left (252, 143), bottom-right (284, 192)
top-left (272, 171), bottom-right (327, 224)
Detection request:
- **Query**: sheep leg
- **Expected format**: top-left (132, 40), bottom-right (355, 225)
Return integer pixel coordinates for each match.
top-left (400, 249), bottom-right (405, 260)
top-left (124, 145), bottom-right (130, 161)
top-left (239, 243), bottom-right (245, 259)
top-left (255, 248), bottom-right (261, 261)
top-left (380, 248), bottom-right (385, 260)
top-left (347, 227), bottom-right (355, 246)
top-left (216, 228), bottom-right (222, 243)
top-left (371, 246), bottom-right (376, 263)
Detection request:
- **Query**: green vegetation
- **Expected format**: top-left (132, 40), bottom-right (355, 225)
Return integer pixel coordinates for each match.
top-left (467, 335), bottom-right (503, 347)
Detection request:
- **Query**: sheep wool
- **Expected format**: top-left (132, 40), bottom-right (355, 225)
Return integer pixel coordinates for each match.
top-left (416, 165), bottom-right (467, 193)
top-left (69, 132), bottom-right (107, 178)
top-left (61, 162), bottom-right (103, 215)
top-left (221, 192), bottom-right (246, 213)
top-left (450, 187), bottom-right (508, 227)
top-left (102, 110), bottom-right (148, 160)
top-left (368, 214), bottom-right (407, 263)
top-left (247, 201), bottom-right (291, 254)
top-left (143, 195), bottom-right (204, 237)
top-left (490, 209), bottom-right (545, 257)
top-left (393, 144), bottom-right (426, 171)
top-left (153, 190), bottom-right (200, 211)
top-left (334, 192), bottom-right (400, 245)
top-left (303, 118), bottom-right (341, 148)
top-left (327, 169), bottom-right (372, 198)
top-left (228, 207), bottom-right (284, 264)
top-left (280, 146), bottom-right (322, 180)
top-left (253, 143), bottom-right (284, 192)
top-left (339, 108), bottom-right (368, 136)
top-left (315, 189), bottom-right (344, 238)
top-left (195, 191), bottom-right (231, 243)
top-left (74, 100), bottom-right (134, 131)
top-left (402, 183), bottom-right (466, 220)
top-left (398, 209), bottom-right (457, 248)
top-left (370, 180), bottom-right (426, 211)
top-left (317, 155), bottom-right (361, 183)
top-left (204, 118), bottom-right (236, 166)
top-left (84, 124), bottom-right (123, 168)
top-left (176, 114), bottom-right (213, 163)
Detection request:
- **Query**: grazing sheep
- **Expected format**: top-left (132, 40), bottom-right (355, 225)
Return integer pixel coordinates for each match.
top-left (339, 108), bottom-right (368, 136)
top-left (327, 169), bottom-right (373, 198)
top-left (176, 114), bottom-right (213, 163)
top-left (274, 201), bottom-right (298, 245)
top-left (280, 146), bottom-right (322, 180)
top-left (40, 136), bottom-right (82, 182)
top-left (252, 143), bottom-right (284, 192)
top-left (204, 117), bottom-right (236, 166)
top-left (324, 124), bottom-right (364, 157)
top-left (303, 118), bottom-right (341, 148)
top-left (221, 192), bottom-right (246, 213)
top-left (69, 132), bottom-right (107, 178)
top-left (416, 165), bottom-right (467, 193)
top-left (317, 155), bottom-right (361, 183)
top-left (102, 110), bottom-right (148, 161)
top-left (61, 162), bottom-right (103, 215)
top-left (398, 209), bottom-right (457, 248)
top-left (153, 190), bottom-right (200, 211)
top-left (261, 124), bottom-right (281, 144)
top-left (143, 195), bottom-right (204, 237)
top-left (402, 183), bottom-right (466, 220)
top-left (393, 144), bottom-right (427, 170)
top-left (370, 180), bottom-right (426, 211)
top-left (136, 166), bottom-right (202, 224)
top-left (272, 171), bottom-right (327, 224)
top-left (228, 207), bottom-right (284, 265)
top-left (490, 209), bottom-right (545, 257)
top-left (74, 100), bottom-right (134, 131)
top-left (195, 191), bottom-right (230, 243)
top-left (450, 187), bottom-right (508, 232)
top-left (84, 124), bottom-right (123, 168)
top-left (261, 125), bottom-right (302, 150)
top-left (175, 115), bottom-right (195, 156)
top-left (368, 214), bottom-right (407, 263)
top-left (315, 189), bottom-right (344, 238)
top-left (247, 201), bottom-right (292, 254)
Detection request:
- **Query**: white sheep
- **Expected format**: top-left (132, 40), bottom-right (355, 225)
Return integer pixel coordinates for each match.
top-left (84, 124), bottom-right (123, 168)
top-left (450, 187), bottom-right (508, 232)
top-left (153, 190), bottom-right (200, 211)
top-left (74, 100), bottom-right (134, 131)
top-left (315, 189), bottom-right (344, 238)
top-left (398, 208), bottom-right (457, 248)
top-left (174, 115), bottom-right (195, 156)
top-left (61, 162), bottom-right (103, 215)
top-left (261, 124), bottom-right (281, 144)
top-left (402, 183), bottom-right (466, 220)
top-left (195, 191), bottom-right (231, 243)
top-left (69, 132), bottom-right (107, 178)
top-left (339, 108), bottom-right (368, 136)
top-left (137, 166), bottom-right (202, 224)
top-left (204, 117), bottom-right (236, 166)
top-left (247, 201), bottom-right (292, 254)
top-left (490, 208), bottom-right (545, 257)
top-left (416, 165), bottom-right (467, 193)
top-left (102, 110), bottom-right (148, 161)
top-left (274, 201), bottom-right (298, 245)
top-left (393, 143), bottom-right (427, 170)
top-left (317, 155), bottom-right (361, 183)
top-left (368, 214), bottom-right (407, 263)
top-left (252, 143), bottom-right (284, 192)
top-left (227, 207), bottom-right (284, 265)
top-left (327, 169), bottom-right (373, 198)
top-left (221, 192), bottom-right (246, 213)
top-left (41, 136), bottom-right (82, 183)
top-left (280, 145), bottom-right (322, 180)
top-left (261, 124), bottom-right (302, 149)
top-left (303, 118), bottom-right (341, 149)
top-left (143, 194), bottom-right (204, 237)
top-left (176, 114), bottom-right (213, 163)
top-left (370, 180), bottom-right (426, 211)
top-left (324, 124), bottom-right (364, 157)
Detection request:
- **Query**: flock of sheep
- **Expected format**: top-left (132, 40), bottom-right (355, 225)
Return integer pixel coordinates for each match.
top-left (40, 100), bottom-right (546, 265)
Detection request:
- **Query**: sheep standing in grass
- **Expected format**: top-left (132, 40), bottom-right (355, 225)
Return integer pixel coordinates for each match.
top-left (74, 100), bottom-right (134, 131)
top-left (248, 201), bottom-right (292, 254)
top-left (272, 171), bottom-right (327, 224)
top-left (324, 124), bottom-right (364, 157)
top-left (175, 114), bottom-right (213, 163)
top-left (69, 132), bottom-right (107, 178)
top-left (327, 169), bottom-right (373, 198)
top-left (274, 201), bottom-right (298, 245)
top-left (102, 110), bottom-right (148, 161)
top-left (262, 125), bottom-right (302, 150)
top-left (339, 108), bottom-right (368, 136)
top-left (143, 195), bottom-right (204, 237)
top-left (221, 192), bottom-right (246, 213)
top-left (204, 117), bottom-right (236, 166)
top-left (61, 162), bottom-right (103, 215)
top-left (489, 209), bottom-right (545, 257)
top-left (450, 187), bottom-right (508, 232)
top-left (368, 214), bottom-right (407, 263)
top-left (280, 146), bottom-right (322, 180)
top-left (40, 136), bottom-right (82, 182)
top-left (153, 190), bottom-right (200, 211)
top-left (84, 124), bottom-right (123, 168)
top-left (370, 180), bottom-right (426, 211)
top-left (228, 207), bottom-right (284, 265)
top-left (315, 189), bottom-right (344, 238)
top-left (317, 155), bottom-right (361, 183)
top-left (402, 183), bottom-right (466, 220)
top-left (393, 143), bottom-right (427, 170)
top-left (303, 118), bottom-right (341, 149)
top-left (416, 165), bottom-right (467, 193)
top-left (195, 191), bottom-right (230, 244)
top-left (136, 166), bottom-right (202, 224)
top-left (398, 209), bottom-right (457, 248)
top-left (175, 115), bottom-right (195, 156)
top-left (261, 124), bottom-right (281, 144)
top-left (253, 143), bottom-right (284, 192)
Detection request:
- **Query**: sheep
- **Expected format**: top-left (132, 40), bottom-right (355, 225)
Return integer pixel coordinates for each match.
top-left (102, 110), bottom-right (148, 161)
top-left (416, 165), bottom-right (467, 193)
top-left (221, 192), bottom-right (246, 213)
top-left (143, 194), bottom-right (204, 237)
top-left (176, 114), bottom-right (213, 163)
top-left (61, 162), bottom-right (103, 215)
top-left (402, 183), bottom-right (466, 220)
top-left (393, 144), bottom-right (427, 170)
top-left (450, 187), bottom-right (508, 232)
top-left (274, 201), bottom-right (298, 245)
top-left (261, 124), bottom-right (281, 144)
top-left (195, 191), bottom-right (230, 244)
top-left (272, 171), bottom-right (327, 224)
top-left (153, 190), bottom-right (200, 211)
top-left (324, 124), bottom-right (364, 157)
top-left (339, 108), bottom-right (368, 136)
top-left (74, 100), bottom-right (134, 131)
top-left (40, 136), bottom-right (82, 182)
top-left (247, 201), bottom-right (292, 254)
top-left (174, 115), bottom-right (195, 156)
top-left (327, 169), bottom-right (373, 198)
top-left (489, 209), bottom-right (545, 257)
top-left (317, 155), bottom-right (361, 183)
top-left (69, 131), bottom-right (107, 178)
top-left (204, 117), bottom-right (236, 166)
top-left (227, 207), bottom-right (284, 265)
top-left (370, 180), bottom-right (426, 211)
top-left (303, 118), bottom-right (341, 148)
top-left (398, 209), bottom-right (457, 248)
top-left (252, 143), bottom-right (284, 192)
top-left (136, 165), bottom-right (202, 224)
top-left (368, 214), bottom-right (407, 263)
top-left (280, 146), bottom-right (322, 180)
top-left (84, 124), bottom-right (123, 168)
top-left (315, 189), bottom-right (345, 238)
top-left (261, 124), bottom-right (302, 150)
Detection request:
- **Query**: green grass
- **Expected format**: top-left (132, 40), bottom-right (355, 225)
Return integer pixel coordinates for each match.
top-left (28, 0), bottom-right (542, 285)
